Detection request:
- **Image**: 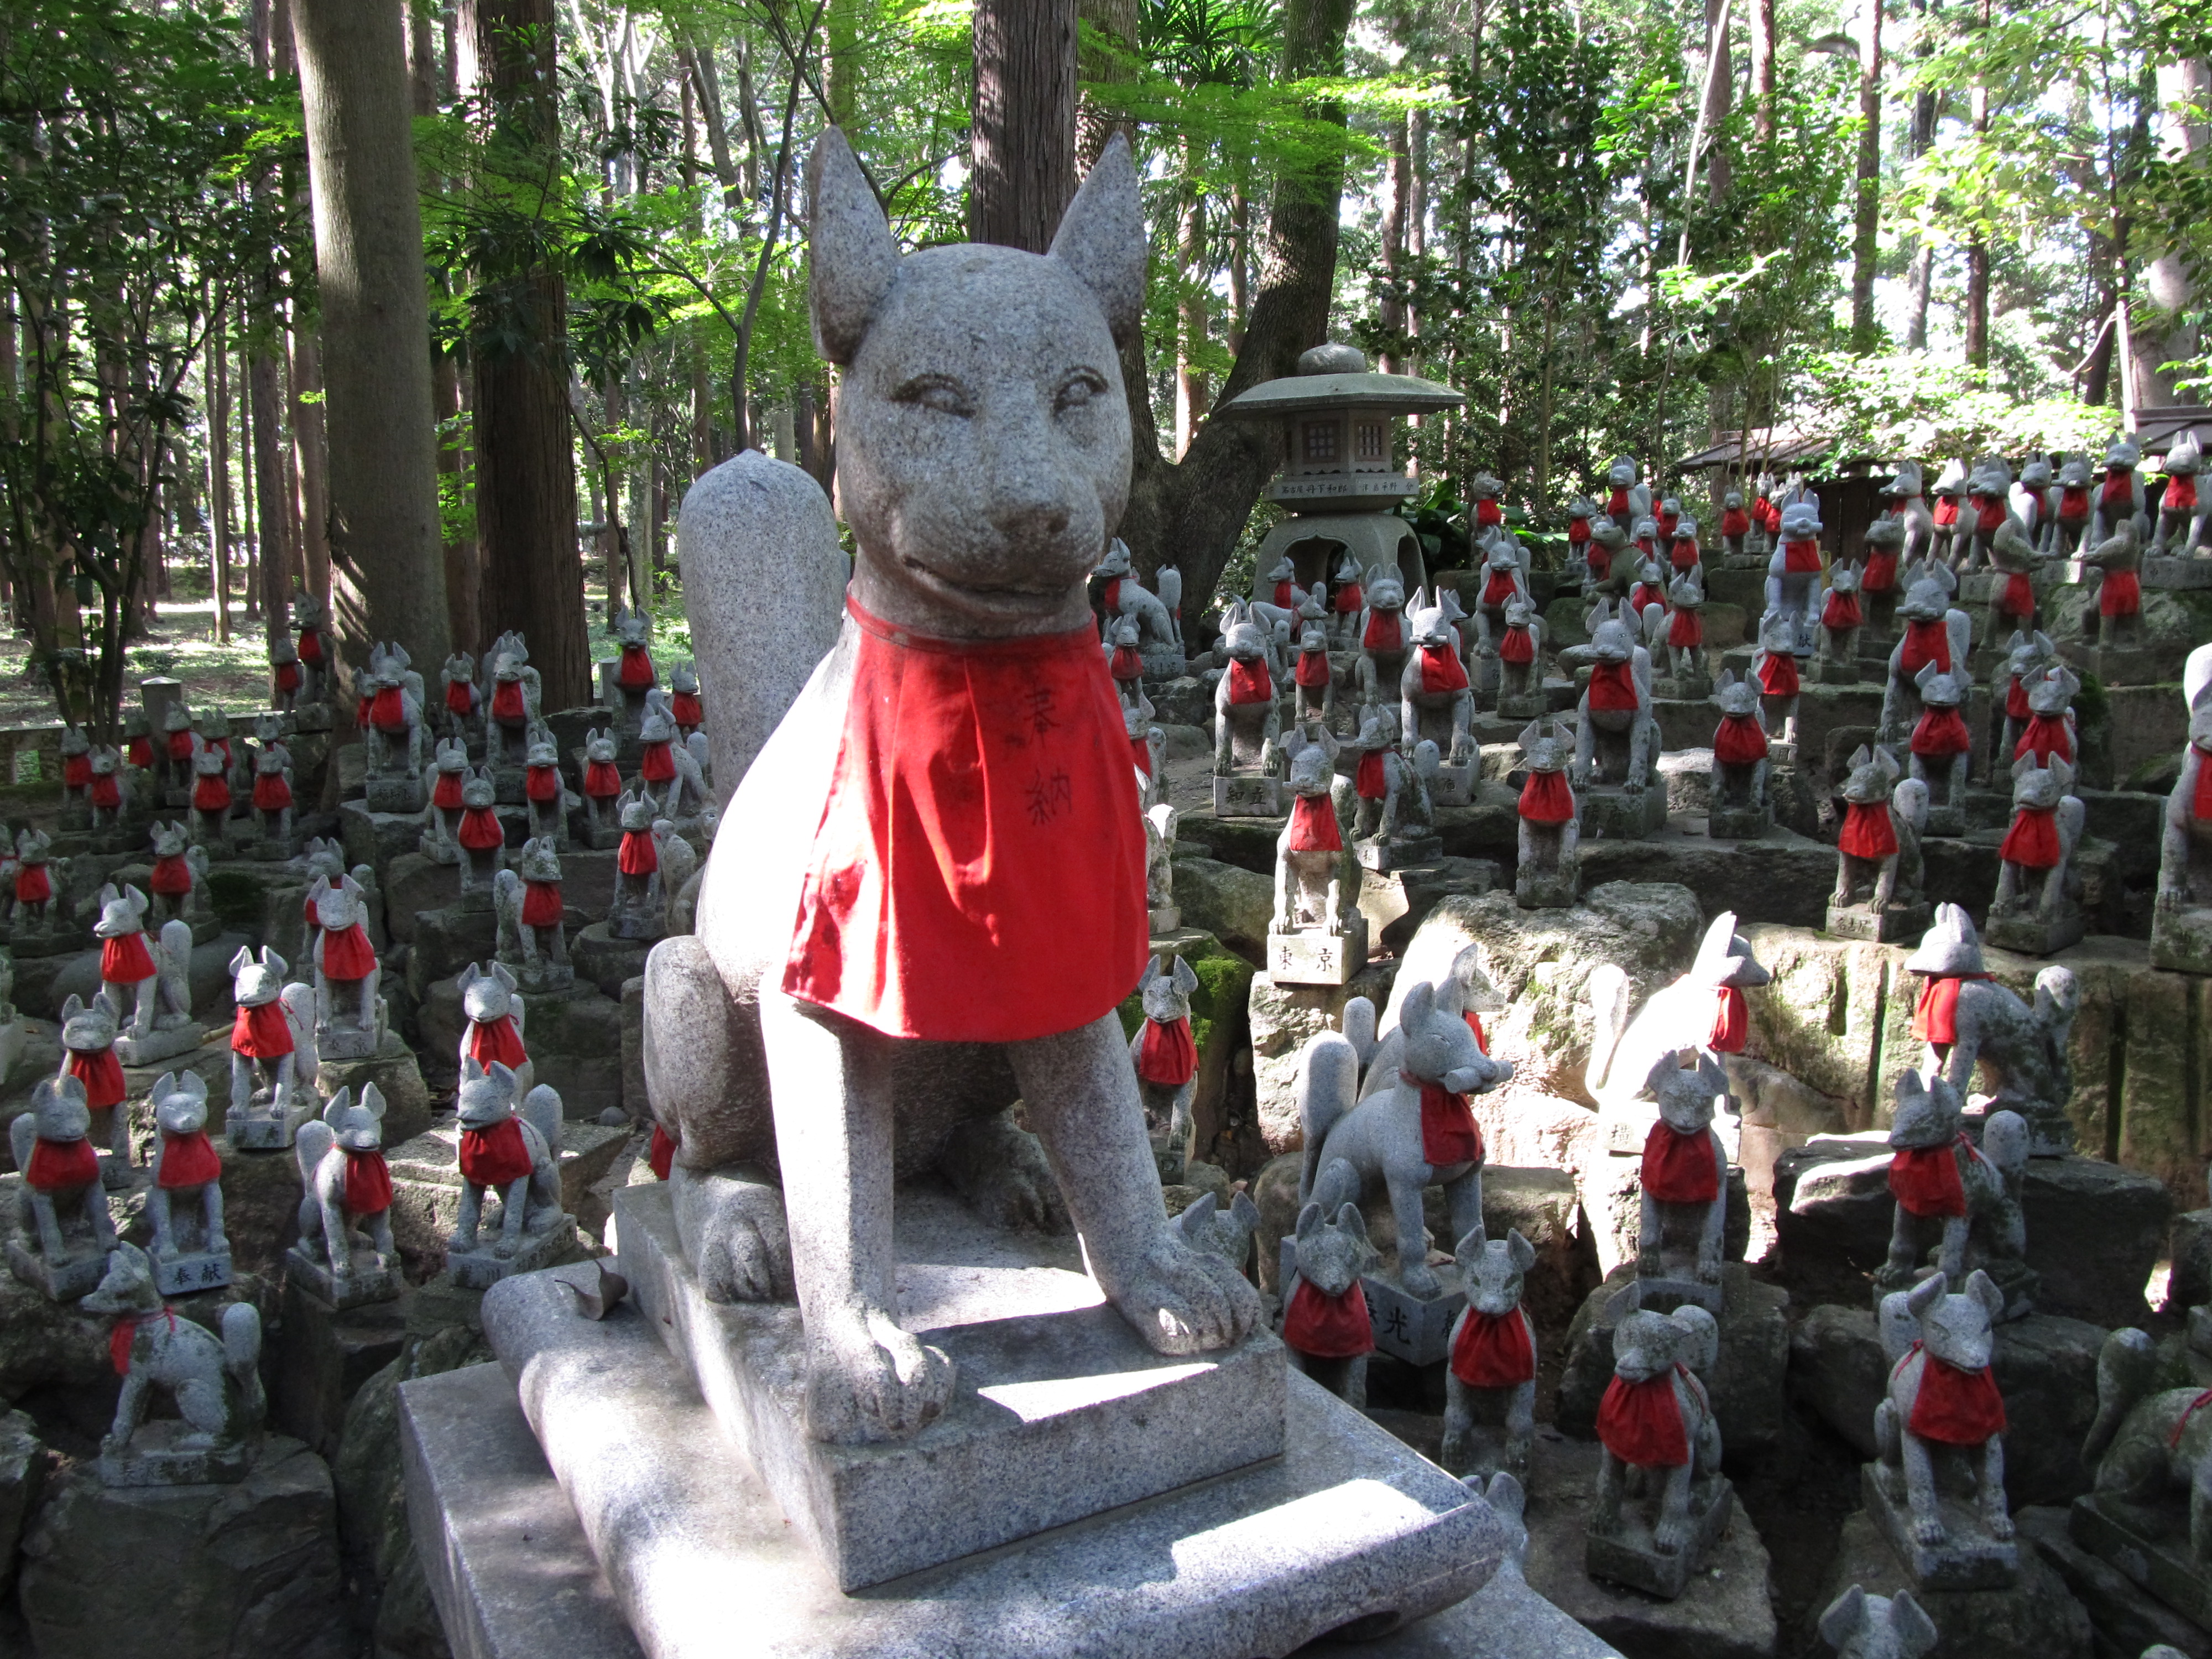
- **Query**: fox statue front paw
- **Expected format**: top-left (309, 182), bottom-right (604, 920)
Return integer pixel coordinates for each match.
top-left (804, 1307), bottom-right (956, 1446)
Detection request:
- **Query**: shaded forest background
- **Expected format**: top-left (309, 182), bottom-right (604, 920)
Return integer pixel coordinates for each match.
top-left (0, 0), bottom-right (2206, 734)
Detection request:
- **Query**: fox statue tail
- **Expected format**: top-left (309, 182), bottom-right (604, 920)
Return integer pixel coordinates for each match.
top-left (222, 1302), bottom-right (266, 1429)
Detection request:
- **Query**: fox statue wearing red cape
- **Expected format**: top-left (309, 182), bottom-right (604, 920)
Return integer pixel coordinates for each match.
top-left (641, 131), bottom-right (1261, 1447)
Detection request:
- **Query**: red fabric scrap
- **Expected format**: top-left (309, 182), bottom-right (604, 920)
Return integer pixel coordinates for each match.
top-left (65, 1046), bottom-right (126, 1110)
top-left (1911, 974), bottom-right (1990, 1046)
top-left (1598, 1367), bottom-right (1692, 1467)
top-left (1451, 1308), bottom-right (1536, 1388)
top-left (522, 880), bottom-right (564, 927)
top-left (467, 1014), bottom-right (529, 1070)
top-left (100, 931), bottom-right (155, 984)
top-left (320, 924), bottom-right (378, 981)
top-left (232, 999), bottom-right (294, 1058)
top-left (1286, 794), bottom-right (1342, 853)
top-left (345, 1149), bottom-right (393, 1215)
top-left (1226, 658), bottom-right (1273, 706)
top-left (458, 1117), bottom-right (535, 1187)
top-left (1282, 1277), bottom-right (1374, 1359)
top-left (1713, 714), bottom-right (1767, 765)
top-left (1888, 1138), bottom-right (1969, 1219)
top-left (157, 1129), bottom-right (220, 1190)
top-left (1407, 1072), bottom-right (1483, 1168)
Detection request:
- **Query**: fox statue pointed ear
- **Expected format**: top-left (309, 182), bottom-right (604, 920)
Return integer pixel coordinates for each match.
top-left (1048, 134), bottom-right (1146, 347)
top-left (807, 128), bottom-right (901, 366)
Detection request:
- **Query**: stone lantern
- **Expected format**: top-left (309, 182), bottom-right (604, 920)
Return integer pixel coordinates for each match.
top-left (1215, 343), bottom-right (1465, 604)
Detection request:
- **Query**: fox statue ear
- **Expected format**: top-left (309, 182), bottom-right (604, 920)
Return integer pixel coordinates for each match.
top-left (1050, 135), bottom-right (1146, 347)
top-left (806, 128), bottom-right (900, 366)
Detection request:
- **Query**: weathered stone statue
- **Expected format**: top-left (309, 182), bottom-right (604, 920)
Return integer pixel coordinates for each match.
top-left (1990, 629), bottom-right (2061, 778)
top-left (2152, 643), bottom-right (2212, 973)
top-left (1983, 520), bottom-right (2042, 644)
top-left (1269, 723), bottom-right (1364, 984)
top-left (448, 1058), bottom-right (573, 1288)
top-left (1877, 1067), bottom-right (2030, 1311)
top-left (2092, 435), bottom-right (2147, 545)
top-left (186, 732), bottom-right (232, 849)
top-left (1929, 460), bottom-right (1967, 564)
top-left (1956, 459), bottom-right (2012, 571)
top-left (1565, 599), bottom-right (1660, 816)
top-left (95, 885), bottom-right (199, 1066)
top-left (578, 723), bottom-right (623, 847)
top-left (58, 992), bottom-right (128, 1177)
top-left (454, 765), bottom-right (507, 899)
top-left (1858, 516), bottom-right (1907, 648)
top-left (1869, 1270), bottom-right (2016, 1588)
top-left (1585, 914), bottom-right (1767, 1132)
top-left (1707, 671), bottom-right (1771, 839)
top-left (1441, 1228), bottom-right (1539, 1482)
top-left (1717, 489), bottom-right (1752, 562)
top-left (226, 947), bottom-right (312, 1147)
top-left (606, 603), bottom-right (659, 727)
top-left (669, 658), bottom-right (705, 736)
top-left (144, 820), bottom-right (211, 935)
top-left (2007, 658), bottom-right (2078, 775)
top-left (1355, 562), bottom-right (1411, 707)
top-left (1819, 1583), bottom-right (1939, 1659)
top-left (1627, 1050), bottom-right (1732, 1316)
top-left (493, 836), bottom-right (573, 992)
top-left (1585, 519), bottom-right (1632, 598)
top-left (1515, 716), bottom-right (1580, 908)
top-left (58, 722), bottom-right (91, 821)
top-left (608, 790), bottom-right (667, 941)
top-left (1877, 562), bottom-right (1971, 748)
top-left (1658, 570), bottom-right (1708, 696)
top-left (1625, 555), bottom-right (1667, 622)
top-left (145, 1070), bottom-right (229, 1294)
top-left (291, 586), bottom-right (334, 713)
top-left (83, 1242), bottom-right (263, 1485)
top-left (1588, 1303), bottom-right (1730, 1598)
top-left (1129, 954), bottom-right (1200, 1179)
top-left (247, 726), bottom-right (296, 857)
top-left (1491, 591), bottom-right (1546, 719)
top-left (1601, 455), bottom-right (1651, 533)
top-left (1903, 904), bottom-right (2077, 1154)
top-left (2078, 1325), bottom-right (2212, 1619)
top-left (86, 743), bottom-right (127, 833)
top-left (6, 826), bottom-right (61, 941)
top-left (2046, 454), bottom-right (2093, 556)
top-left (1905, 661), bottom-right (1974, 836)
top-left (1213, 599), bottom-right (1284, 816)
top-left (311, 873), bottom-right (385, 1061)
top-left (7, 1074), bottom-right (117, 1298)
top-left (1401, 590), bottom-right (1476, 802)
top-left (1988, 751), bottom-right (2085, 953)
top-left (1828, 746), bottom-right (1929, 942)
top-left (439, 650), bottom-right (481, 744)
top-left (361, 642), bottom-right (429, 813)
top-left (1751, 605), bottom-right (1804, 747)
top-left (1766, 500), bottom-right (1825, 650)
top-left (521, 723), bottom-right (572, 845)
top-left (2011, 456), bottom-right (2054, 551)
top-left (1278, 1196), bottom-right (1377, 1406)
top-left (483, 630), bottom-right (541, 774)
top-left (2082, 519), bottom-right (2145, 653)
top-left (288, 1083), bottom-right (398, 1307)
top-left (421, 737), bottom-right (469, 864)
top-left (1888, 461), bottom-right (1937, 564)
top-left (2151, 432), bottom-right (2207, 557)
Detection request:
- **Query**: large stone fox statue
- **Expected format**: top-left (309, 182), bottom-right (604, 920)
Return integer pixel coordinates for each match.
top-left (641, 131), bottom-right (1260, 1448)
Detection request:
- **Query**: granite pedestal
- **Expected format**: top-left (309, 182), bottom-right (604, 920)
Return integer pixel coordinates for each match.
top-left (112, 1020), bottom-right (208, 1068)
top-left (2149, 904), bottom-right (2212, 975)
top-left (4, 1240), bottom-right (104, 1300)
top-left (150, 1243), bottom-right (232, 1297)
top-left (284, 1241), bottom-right (400, 1310)
top-left (449, 1215), bottom-right (580, 1291)
top-left (2069, 1492), bottom-right (2212, 1630)
top-left (1213, 773), bottom-right (1285, 817)
top-left (1986, 906), bottom-right (2085, 956)
top-left (1864, 1462), bottom-right (2018, 1591)
top-left (98, 1420), bottom-right (253, 1487)
top-left (1826, 898), bottom-right (1931, 943)
top-left (1266, 916), bottom-right (1369, 986)
top-left (1575, 786), bottom-right (1667, 840)
top-left (1584, 1476), bottom-right (1735, 1600)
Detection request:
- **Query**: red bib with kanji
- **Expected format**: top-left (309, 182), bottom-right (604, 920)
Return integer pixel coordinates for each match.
top-left (459, 1117), bottom-right (535, 1186)
top-left (1282, 1277), bottom-right (1374, 1359)
top-left (232, 999), bottom-right (293, 1058)
top-left (1451, 1308), bottom-right (1535, 1389)
top-left (1598, 1366), bottom-right (1694, 1467)
top-left (1408, 1073), bottom-right (1483, 1168)
top-left (1138, 1016), bottom-right (1197, 1087)
top-left (158, 1130), bottom-right (221, 1189)
top-left (1642, 1121), bottom-right (1720, 1203)
top-left (1287, 794), bottom-right (1342, 853)
top-left (1888, 1138), bottom-right (1969, 1218)
top-left (784, 602), bottom-right (1147, 1044)
top-left (1903, 1345), bottom-right (2006, 1445)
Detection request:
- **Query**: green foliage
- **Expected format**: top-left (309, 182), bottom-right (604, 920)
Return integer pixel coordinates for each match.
top-left (1801, 351), bottom-right (2112, 462)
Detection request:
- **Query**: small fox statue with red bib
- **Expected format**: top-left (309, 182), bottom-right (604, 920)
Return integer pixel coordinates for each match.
top-left (1707, 670), bottom-right (1771, 835)
top-left (9, 1073), bottom-right (118, 1289)
top-left (1584, 912), bottom-right (1768, 1123)
top-left (457, 959), bottom-right (533, 1099)
top-left (291, 1082), bottom-right (398, 1299)
top-left (449, 1057), bottom-right (564, 1260)
top-left (1441, 1226), bottom-right (1538, 1481)
top-left (1564, 599), bottom-right (1658, 794)
top-left (1877, 1066), bottom-right (2028, 1305)
top-left (2151, 431), bottom-right (2207, 556)
top-left (1280, 1185), bottom-right (1378, 1406)
top-left (1630, 1050), bottom-right (1733, 1314)
top-left (1129, 953), bottom-right (1201, 1180)
top-left (1989, 752), bottom-right (2084, 946)
top-left (1875, 1269), bottom-right (2015, 1556)
top-left (1399, 589), bottom-right (1477, 775)
top-left (1828, 745), bottom-right (1929, 929)
top-left (146, 1069), bottom-right (227, 1274)
top-left (2153, 643), bottom-right (2212, 971)
top-left (1592, 1302), bottom-right (1724, 1568)
top-left (1902, 904), bottom-right (2078, 1156)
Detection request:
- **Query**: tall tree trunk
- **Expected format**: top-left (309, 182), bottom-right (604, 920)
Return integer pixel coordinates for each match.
top-left (1848, 0), bottom-right (1882, 352)
top-left (1077, 0), bottom-right (1139, 166)
top-left (294, 0), bottom-right (452, 684)
top-left (238, 338), bottom-right (260, 620)
top-left (414, 0), bottom-right (479, 653)
top-left (1964, 78), bottom-right (1989, 368)
top-left (1380, 113), bottom-right (1410, 374)
top-left (1749, 0), bottom-right (1776, 141)
top-left (461, 0), bottom-right (586, 706)
top-left (969, 0), bottom-right (1077, 251)
top-left (1176, 151), bottom-right (1208, 456)
top-left (290, 321), bottom-right (330, 601)
top-left (249, 347), bottom-right (289, 643)
top-left (1903, 23), bottom-right (1938, 351)
top-left (206, 320), bottom-right (233, 645)
top-left (1702, 0), bottom-right (1733, 201)
top-left (2132, 58), bottom-right (2209, 406)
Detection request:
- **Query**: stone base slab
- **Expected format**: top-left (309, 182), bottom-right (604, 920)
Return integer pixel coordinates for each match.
top-left (1576, 786), bottom-right (1667, 841)
top-left (598, 1183), bottom-right (1291, 1590)
top-left (1584, 1478), bottom-right (1734, 1600)
top-left (6, 1239), bottom-right (104, 1301)
top-left (2142, 554), bottom-right (2212, 589)
top-left (2068, 1493), bottom-right (2212, 1630)
top-left (284, 1243), bottom-right (400, 1310)
top-left (1825, 899), bottom-right (1931, 943)
top-left (112, 1021), bottom-right (208, 1068)
top-left (1864, 1462), bottom-right (2018, 1591)
top-left (224, 1104), bottom-right (303, 1150)
top-left (1213, 773), bottom-right (1284, 817)
top-left (152, 1245), bottom-right (232, 1297)
top-left (1515, 865), bottom-right (1580, 909)
top-left (2149, 904), bottom-right (2212, 975)
top-left (97, 1420), bottom-right (253, 1487)
top-left (1357, 836), bottom-right (1442, 873)
top-left (573, 921), bottom-right (656, 997)
top-left (1427, 763), bottom-right (1476, 807)
top-left (1986, 907), bottom-right (2085, 957)
top-left (1707, 805), bottom-right (1772, 841)
top-left (364, 777), bottom-right (428, 815)
top-left (449, 1217), bottom-right (579, 1291)
top-left (411, 1318), bottom-right (1504, 1658)
top-left (1266, 917), bottom-right (1369, 985)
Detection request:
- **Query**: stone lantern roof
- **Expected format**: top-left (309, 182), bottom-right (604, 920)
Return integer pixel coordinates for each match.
top-left (1214, 343), bottom-right (1463, 515)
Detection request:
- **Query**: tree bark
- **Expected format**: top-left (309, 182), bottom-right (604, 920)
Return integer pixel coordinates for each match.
top-left (1114, 0), bottom-right (1358, 619)
top-left (1903, 14), bottom-right (1937, 351)
top-left (1702, 0), bottom-right (1733, 202)
top-left (1176, 150), bottom-right (1209, 456)
top-left (1964, 78), bottom-right (1989, 368)
top-left (293, 0), bottom-right (451, 681)
top-left (206, 320), bottom-right (232, 645)
top-left (1076, 0), bottom-right (1139, 167)
top-left (1748, 0), bottom-right (1776, 141)
top-left (2130, 58), bottom-right (2209, 407)
top-left (969, 0), bottom-right (1077, 251)
top-left (461, 0), bottom-right (586, 706)
top-left (289, 320), bottom-right (331, 602)
top-left (1380, 113), bottom-right (1410, 373)
top-left (1848, 0), bottom-right (1882, 352)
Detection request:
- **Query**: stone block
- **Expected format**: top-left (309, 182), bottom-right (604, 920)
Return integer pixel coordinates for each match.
top-left (18, 1437), bottom-right (347, 1659)
top-left (1356, 856), bottom-right (1498, 957)
top-left (1863, 1460), bottom-right (2017, 1591)
top-left (1807, 1508), bottom-right (2090, 1659)
top-left (1580, 821), bottom-right (1834, 928)
top-left (571, 920), bottom-right (655, 997)
top-left (0, 1407), bottom-right (43, 1598)
top-left (1514, 1435), bottom-right (1776, 1659)
top-left (601, 1183), bottom-right (1288, 1588)
top-left (2171, 1206), bottom-right (2212, 1315)
top-left (1557, 1262), bottom-right (1788, 1462)
top-left (2017, 1505), bottom-right (2211, 1659)
top-left (1305, 1557), bottom-right (1627, 1658)
top-left (412, 1314), bottom-right (1505, 1657)
top-left (1214, 773), bottom-right (1284, 816)
top-left (314, 1030), bottom-right (430, 1145)
top-left (1248, 962), bottom-right (1398, 1152)
top-left (1266, 916), bottom-right (1368, 985)
top-left (1787, 1303), bottom-right (2105, 1506)
top-left (338, 800), bottom-right (426, 872)
top-left (1575, 784), bottom-right (1669, 840)
top-left (406, 901), bottom-right (497, 995)
top-left (620, 973), bottom-right (647, 1119)
top-left (1172, 854), bottom-right (1275, 961)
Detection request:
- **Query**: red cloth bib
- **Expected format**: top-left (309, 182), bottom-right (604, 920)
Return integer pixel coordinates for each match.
top-left (584, 760), bottom-right (622, 799)
top-left (2168, 1390), bottom-right (2212, 1449)
top-left (320, 924), bottom-right (378, 981)
top-left (1138, 1015), bottom-right (1198, 1087)
top-left (1129, 733), bottom-right (1153, 777)
top-left (1713, 713), bottom-right (1768, 765)
top-left (1418, 645), bottom-right (1469, 693)
top-left (1608, 487), bottom-right (1630, 517)
top-left (432, 772), bottom-right (465, 811)
top-left (232, 999), bottom-right (294, 1058)
top-left (1932, 496), bottom-right (1959, 528)
top-left (491, 681), bottom-right (526, 724)
top-left (1911, 707), bottom-right (1972, 758)
top-left (1332, 582), bottom-right (1363, 615)
top-left (1099, 576), bottom-right (1122, 614)
top-left (671, 690), bottom-right (703, 726)
top-left (1821, 591), bottom-right (1861, 632)
top-left (1287, 794), bottom-right (1342, 853)
top-left (1500, 626), bottom-right (1535, 665)
top-left (128, 736), bottom-right (152, 767)
top-left (1630, 583), bottom-right (1665, 615)
top-left (1996, 572), bottom-right (2033, 618)
top-left (1902, 1344), bottom-right (2006, 1444)
top-left (1569, 517), bottom-right (1593, 541)
top-left (1863, 552), bottom-right (1898, 592)
top-left (468, 1014), bottom-right (529, 1069)
top-left (14, 864), bottom-right (50, 904)
top-left (1598, 1367), bottom-right (1693, 1467)
top-left (1519, 770), bottom-right (1575, 825)
top-left (1477, 498), bottom-right (1504, 527)
top-left (445, 681), bottom-right (474, 715)
top-left (458, 807), bottom-right (505, 852)
top-left (1111, 645), bottom-right (1145, 682)
top-left (62, 754), bottom-right (91, 787)
top-left (2165, 476), bottom-right (2198, 511)
top-left (158, 1129), bottom-right (220, 1189)
top-left (1911, 974), bottom-right (1989, 1046)
top-left (1888, 1138), bottom-right (1969, 1218)
top-left (253, 774), bottom-right (293, 812)
top-left (1973, 494), bottom-right (2006, 533)
top-left (1710, 984), bottom-right (1747, 1053)
top-left (1465, 1010), bottom-right (1488, 1051)
top-left (1355, 749), bottom-right (1389, 800)
top-left (110, 1308), bottom-right (175, 1377)
top-left (2013, 714), bottom-right (2072, 764)
top-left (27, 1135), bottom-right (99, 1192)
top-left (1282, 1277), bottom-right (1374, 1359)
top-left (1294, 650), bottom-right (1330, 690)
top-left (1642, 1120), bottom-right (1720, 1202)
top-left (1408, 1073), bottom-right (1483, 1168)
top-left (1839, 801), bottom-right (1898, 860)
top-left (1585, 545), bottom-right (1613, 581)
top-left (167, 729), bottom-right (194, 762)
top-left (618, 643), bottom-right (655, 689)
top-left (1720, 508), bottom-right (1751, 536)
top-left (1451, 1308), bottom-right (1535, 1388)
top-left (2194, 750), bottom-right (2212, 820)
top-left (1273, 580), bottom-right (1296, 609)
top-left (648, 1124), bottom-right (677, 1182)
top-left (1226, 658), bottom-right (1272, 706)
top-left (1784, 538), bottom-right (1822, 572)
top-left (2000, 805), bottom-right (2061, 869)
top-left (1897, 619), bottom-right (1952, 675)
top-left (1756, 653), bottom-right (1799, 697)
top-left (526, 764), bottom-right (561, 802)
top-left (523, 880), bottom-right (564, 927)
top-left (1362, 612), bottom-right (1402, 651)
top-left (2100, 569), bottom-right (2141, 617)
top-left (66, 1046), bottom-right (126, 1110)
top-left (2103, 467), bottom-right (2133, 504)
top-left (150, 853), bottom-right (192, 896)
top-left (619, 828), bottom-right (659, 875)
top-left (192, 776), bottom-right (231, 812)
top-left (1668, 608), bottom-right (1703, 648)
top-left (1483, 570), bottom-right (1519, 607)
top-left (1758, 499), bottom-right (1782, 531)
top-left (458, 1117), bottom-right (535, 1187)
top-left (783, 603), bottom-right (1147, 1044)
top-left (101, 931), bottom-right (155, 984)
top-left (298, 626), bottom-right (325, 664)
top-left (640, 741), bottom-right (677, 783)
top-left (345, 1148), bottom-right (393, 1215)
top-left (1588, 661), bottom-right (1638, 711)
top-left (2005, 675), bottom-right (2032, 721)
top-left (369, 686), bottom-right (407, 732)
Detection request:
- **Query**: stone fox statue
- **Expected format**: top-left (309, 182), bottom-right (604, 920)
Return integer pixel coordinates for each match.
top-left (641, 130), bottom-right (1261, 1448)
